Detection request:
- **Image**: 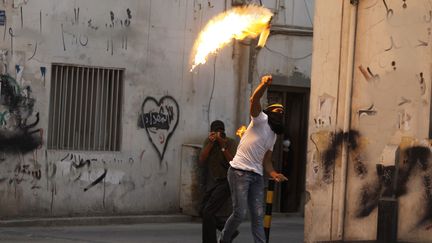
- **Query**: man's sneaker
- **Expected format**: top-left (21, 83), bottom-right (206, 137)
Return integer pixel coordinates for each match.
top-left (219, 230), bottom-right (239, 243)
top-left (230, 230), bottom-right (239, 243)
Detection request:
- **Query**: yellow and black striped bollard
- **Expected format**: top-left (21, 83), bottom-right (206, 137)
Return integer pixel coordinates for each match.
top-left (264, 179), bottom-right (275, 243)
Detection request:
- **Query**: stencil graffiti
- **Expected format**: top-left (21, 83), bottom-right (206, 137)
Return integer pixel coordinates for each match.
top-left (138, 96), bottom-right (179, 161)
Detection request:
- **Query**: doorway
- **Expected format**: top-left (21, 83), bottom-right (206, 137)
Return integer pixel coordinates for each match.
top-left (267, 86), bottom-right (310, 213)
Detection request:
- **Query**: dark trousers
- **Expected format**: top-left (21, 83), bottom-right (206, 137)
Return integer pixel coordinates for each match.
top-left (200, 179), bottom-right (231, 243)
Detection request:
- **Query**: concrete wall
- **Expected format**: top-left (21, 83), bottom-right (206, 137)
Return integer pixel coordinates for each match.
top-left (0, 0), bottom-right (238, 218)
top-left (0, 0), bottom-right (313, 218)
top-left (306, 0), bottom-right (432, 242)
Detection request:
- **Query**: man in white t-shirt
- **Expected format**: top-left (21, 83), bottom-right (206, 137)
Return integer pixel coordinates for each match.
top-left (219, 74), bottom-right (288, 243)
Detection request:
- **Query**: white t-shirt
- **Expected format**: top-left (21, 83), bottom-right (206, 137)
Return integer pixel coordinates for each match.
top-left (229, 112), bottom-right (277, 175)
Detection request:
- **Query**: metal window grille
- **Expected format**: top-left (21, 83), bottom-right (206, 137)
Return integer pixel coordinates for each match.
top-left (48, 64), bottom-right (124, 151)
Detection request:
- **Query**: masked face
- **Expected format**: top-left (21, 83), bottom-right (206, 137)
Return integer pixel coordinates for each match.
top-left (264, 109), bottom-right (284, 135)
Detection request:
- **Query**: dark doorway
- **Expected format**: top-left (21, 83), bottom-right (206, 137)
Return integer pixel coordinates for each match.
top-left (267, 86), bottom-right (309, 213)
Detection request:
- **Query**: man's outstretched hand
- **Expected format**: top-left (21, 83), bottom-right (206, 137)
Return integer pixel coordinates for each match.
top-left (270, 171), bottom-right (288, 182)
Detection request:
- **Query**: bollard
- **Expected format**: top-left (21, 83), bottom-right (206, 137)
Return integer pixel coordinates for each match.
top-left (377, 197), bottom-right (398, 243)
top-left (264, 179), bottom-right (275, 243)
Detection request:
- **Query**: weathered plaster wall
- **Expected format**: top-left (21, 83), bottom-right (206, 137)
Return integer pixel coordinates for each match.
top-left (0, 0), bottom-right (241, 218)
top-left (306, 0), bottom-right (432, 242)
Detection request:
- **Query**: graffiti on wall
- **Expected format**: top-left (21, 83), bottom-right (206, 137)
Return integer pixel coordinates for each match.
top-left (41, 152), bottom-right (130, 211)
top-left (314, 94), bottom-right (334, 128)
top-left (310, 129), bottom-right (365, 185)
top-left (61, 7), bottom-right (132, 55)
top-left (0, 74), bottom-right (42, 154)
top-left (138, 96), bottom-right (179, 161)
top-left (0, 49), bottom-right (8, 74)
top-left (2, 2), bottom-right (133, 57)
top-left (6, 156), bottom-right (42, 190)
top-left (356, 144), bottom-right (432, 229)
top-left (57, 153), bottom-right (128, 191)
top-left (310, 126), bottom-right (432, 229)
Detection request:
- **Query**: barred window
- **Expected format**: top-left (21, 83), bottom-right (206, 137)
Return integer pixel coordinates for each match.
top-left (48, 64), bottom-right (124, 151)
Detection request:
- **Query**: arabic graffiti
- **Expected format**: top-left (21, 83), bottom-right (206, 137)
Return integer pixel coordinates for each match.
top-left (138, 96), bottom-right (179, 161)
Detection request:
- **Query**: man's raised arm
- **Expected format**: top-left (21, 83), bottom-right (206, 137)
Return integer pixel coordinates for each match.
top-left (250, 75), bottom-right (272, 118)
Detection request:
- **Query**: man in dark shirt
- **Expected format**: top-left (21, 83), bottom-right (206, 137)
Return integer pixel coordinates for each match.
top-left (199, 120), bottom-right (238, 243)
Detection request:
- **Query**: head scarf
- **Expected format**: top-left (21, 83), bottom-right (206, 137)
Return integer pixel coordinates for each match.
top-left (263, 104), bottom-right (284, 135)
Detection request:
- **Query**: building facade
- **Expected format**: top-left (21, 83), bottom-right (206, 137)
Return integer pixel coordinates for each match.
top-left (0, 0), bottom-right (313, 219)
top-left (306, 0), bottom-right (432, 242)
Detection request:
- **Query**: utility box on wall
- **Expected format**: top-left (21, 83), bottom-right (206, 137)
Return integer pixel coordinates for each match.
top-left (180, 144), bottom-right (205, 216)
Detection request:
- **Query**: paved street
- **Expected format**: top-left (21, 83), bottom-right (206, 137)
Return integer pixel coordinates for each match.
top-left (0, 216), bottom-right (303, 243)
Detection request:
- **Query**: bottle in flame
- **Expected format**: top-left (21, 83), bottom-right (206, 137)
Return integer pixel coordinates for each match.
top-left (190, 5), bottom-right (273, 71)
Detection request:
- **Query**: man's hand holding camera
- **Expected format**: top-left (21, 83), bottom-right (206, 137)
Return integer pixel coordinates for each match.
top-left (209, 131), bottom-right (227, 149)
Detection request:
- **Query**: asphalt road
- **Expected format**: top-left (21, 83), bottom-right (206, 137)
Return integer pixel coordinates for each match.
top-left (0, 217), bottom-right (304, 243)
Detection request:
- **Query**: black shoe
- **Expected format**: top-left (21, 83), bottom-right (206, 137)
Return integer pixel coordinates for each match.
top-left (219, 230), bottom-right (239, 243)
top-left (230, 230), bottom-right (239, 243)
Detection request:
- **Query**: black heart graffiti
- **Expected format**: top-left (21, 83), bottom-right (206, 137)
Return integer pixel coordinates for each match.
top-left (138, 96), bottom-right (179, 161)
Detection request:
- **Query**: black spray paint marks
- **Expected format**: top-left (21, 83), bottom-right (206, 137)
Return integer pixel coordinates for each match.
top-left (354, 155), bottom-right (368, 178)
top-left (419, 72), bottom-right (426, 95)
top-left (391, 61), bottom-right (397, 70)
top-left (321, 130), bottom-right (361, 183)
top-left (356, 164), bottom-right (395, 218)
top-left (125, 8), bottom-right (132, 27)
top-left (357, 181), bottom-right (381, 218)
top-left (396, 146), bottom-right (430, 197)
top-left (418, 175), bottom-right (432, 228)
top-left (0, 128), bottom-right (41, 154)
top-left (110, 11), bottom-right (115, 26)
top-left (355, 145), bottom-right (432, 225)
top-left (377, 164), bottom-right (396, 197)
top-left (83, 169), bottom-right (107, 192)
top-left (0, 74), bottom-right (42, 154)
top-left (138, 96), bottom-right (179, 162)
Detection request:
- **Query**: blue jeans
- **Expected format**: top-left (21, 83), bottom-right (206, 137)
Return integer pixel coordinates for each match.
top-left (220, 167), bottom-right (265, 243)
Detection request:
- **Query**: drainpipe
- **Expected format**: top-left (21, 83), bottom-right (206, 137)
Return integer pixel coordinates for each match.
top-left (337, 0), bottom-right (359, 240)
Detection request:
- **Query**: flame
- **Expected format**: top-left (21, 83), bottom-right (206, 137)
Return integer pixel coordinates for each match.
top-left (236, 125), bottom-right (247, 138)
top-left (190, 5), bottom-right (273, 71)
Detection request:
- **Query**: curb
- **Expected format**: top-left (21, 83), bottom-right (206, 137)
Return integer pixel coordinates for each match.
top-left (0, 214), bottom-right (193, 227)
